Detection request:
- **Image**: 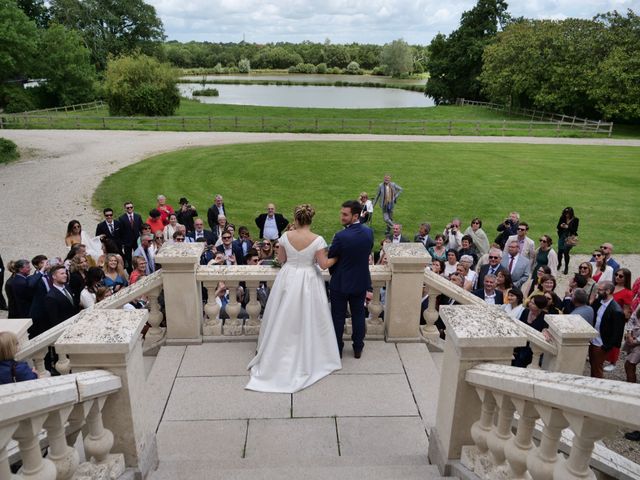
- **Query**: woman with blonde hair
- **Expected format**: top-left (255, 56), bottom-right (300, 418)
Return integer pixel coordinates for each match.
top-left (103, 253), bottom-right (128, 293)
top-left (247, 204), bottom-right (341, 393)
top-left (359, 192), bottom-right (373, 224)
top-left (0, 331), bottom-right (38, 384)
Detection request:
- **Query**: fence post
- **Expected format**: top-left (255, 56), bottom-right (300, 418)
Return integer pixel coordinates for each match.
top-left (608, 122), bottom-right (613, 138)
top-left (182, 117), bottom-right (186, 131)
top-left (475, 122), bottom-right (480, 135)
top-left (596, 120), bottom-right (601, 135)
top-left (448, 120), bottom-right (452, 135)
top-left (102, 117), bottom-right (106, 129)
top-left (208, 116), bottom-right (212, 130)
top-left (50, 116), bottom-right (53, 128)
top-left (156, 118), bottom-right (159, 131)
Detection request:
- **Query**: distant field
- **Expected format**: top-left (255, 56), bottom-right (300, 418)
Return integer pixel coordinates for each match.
top-left (94, 141), bottom-right (640, 253)
top-left (7, 100), bottom-right (629, 138)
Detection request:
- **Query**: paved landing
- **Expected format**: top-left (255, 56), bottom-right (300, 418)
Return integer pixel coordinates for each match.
top-left (149, 341), bottom-right (442, 477)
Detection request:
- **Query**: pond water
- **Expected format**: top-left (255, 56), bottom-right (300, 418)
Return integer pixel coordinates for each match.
top-left (182, 73), bottom-right (426, 86)
top-left (178, 83), bottom-right (434, 109)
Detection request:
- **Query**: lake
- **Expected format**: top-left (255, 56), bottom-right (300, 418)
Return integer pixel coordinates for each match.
top-left (178, 83), bottom-right (434, 109)
top-left (181, 73), bottom-right (427, 85)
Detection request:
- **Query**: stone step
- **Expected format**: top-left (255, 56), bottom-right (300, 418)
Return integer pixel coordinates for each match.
top-left (149, 457), bottom-right (454, 480)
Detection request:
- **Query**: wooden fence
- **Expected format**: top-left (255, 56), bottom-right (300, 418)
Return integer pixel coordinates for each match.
top-left (457, 98), bottom-right (613, 137)
top-left (14, 100), bottom-right (105, 115)
top-left (0, 113), bottom-right (613, 137)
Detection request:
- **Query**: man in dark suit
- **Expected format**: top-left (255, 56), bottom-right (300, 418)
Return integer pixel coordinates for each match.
top-left (27, 255), bottom-right (51, 338)
top-left (207, 194), bottom-right (227, 231)
top-left (187, 218), bottom-right (214, 244)
top-left (255, 203), bottom-right (289, 240)
top-left (8, 259), bottom-right (32, 318)
top-left (386, 223), bottom-right (409, 244)
top-left (476, 248), bottom-right (505, 288)
top-left (216, 230), bottom-right (245, 265)
top-left (414, 223), bottom-right (436, 249)
top-left (328, 200), bottom-right (374, 358)
top-left (95, 207), bottom-right (123, 251)
top-left (472, 274), bottom-right (504, 305)
top-left (45, 265), bottom-right (79, 330)
top-left (589, 281), bottom-right (625, 378)
top-left (233, 226), bottom-right (254, 259)
top-left (500, 241), bottom-right (531, 289)
top-left (118, 201), bottom-right (143, 272)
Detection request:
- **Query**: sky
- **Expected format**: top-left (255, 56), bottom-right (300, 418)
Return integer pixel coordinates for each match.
top-left (148, 0), bottom-right (639, 45)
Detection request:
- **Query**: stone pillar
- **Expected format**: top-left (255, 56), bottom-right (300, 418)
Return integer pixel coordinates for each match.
top-left (154, 242), bottom-right (206, 345)
top-left (384, 243), bottom-right (430, 342)
top-left (55, 309), bottom-right (158, 479)
top-left (428, 305), bottom-right (526, 476)
top-left (542, 314), bottom-right (597, 375)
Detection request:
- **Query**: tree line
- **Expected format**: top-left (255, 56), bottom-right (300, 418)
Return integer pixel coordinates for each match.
top-left (425, 0), bottom-right (639, 122)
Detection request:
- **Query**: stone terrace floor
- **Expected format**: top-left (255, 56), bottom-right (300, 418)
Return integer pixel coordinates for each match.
top-left (145, 341), bottom-right (448, 479)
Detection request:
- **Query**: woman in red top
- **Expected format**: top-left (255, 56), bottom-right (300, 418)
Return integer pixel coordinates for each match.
top-left (129, 256), bottom-right (147, 285)
top-left (146, 209), bottom-right (165, 237)
top-left (156, 195), bottom-right (175, 225)
top-left (605, 268), bottom-right (634, 371)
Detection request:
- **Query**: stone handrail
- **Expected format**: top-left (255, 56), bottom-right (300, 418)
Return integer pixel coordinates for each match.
top-left (15, 270), bottom-right (166, 371)
top-left (461, 363), bottom-right (640, 480)
top-left (0, 370), bottom-right (124, 480)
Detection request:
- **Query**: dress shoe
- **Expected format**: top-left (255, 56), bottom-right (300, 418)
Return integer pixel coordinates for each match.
top-left (354, 350), bottom-right (362, 359)
top-left (625, 431), bottom-right (640, 441)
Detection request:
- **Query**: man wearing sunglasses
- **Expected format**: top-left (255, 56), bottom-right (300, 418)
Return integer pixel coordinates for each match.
top-left (476, 248), bottom-right (504, 289)
top-left (502, 221), bottom-right (535, 261)
top-left (118, 202), bottom-right (143, 272)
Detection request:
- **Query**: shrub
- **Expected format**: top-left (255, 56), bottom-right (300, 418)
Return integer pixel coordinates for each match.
top-left (1, 87), bottom-right (38, 113)
top-left (104, 53), bottom-right (180, 116)
top-left (315, 63), bottom-right (327, 74)
top-left (192, 88), bottom-right (219, 96)
top-left (327, 67), bottom-right (342, 74)
top-left (371, 66), bottom-right (386, 76)
top-left (0, 138), bottom-right (18, 164)
top-left (346, 61), bottom-right (361, 74)
top-left (212, 63), bottom-right (224, 74)
top-left (288, 63), bottom-right (317, 74)
top-left (238, 58), bottom-right (250, 73)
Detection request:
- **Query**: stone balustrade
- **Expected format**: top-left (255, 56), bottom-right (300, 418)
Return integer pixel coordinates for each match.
top-left (0, 370), bottom-right (122, 480)
top-left (462, 364), bottom-right (640, 480)
top-left (428, 304), bottom-right (639, 479)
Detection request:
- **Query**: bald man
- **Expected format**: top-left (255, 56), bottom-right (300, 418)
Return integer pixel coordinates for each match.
top-left (255, 203), bottom-right (289, 240)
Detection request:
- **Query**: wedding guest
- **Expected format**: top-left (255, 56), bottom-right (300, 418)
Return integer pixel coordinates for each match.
top-left (599, 243), bottom-right (620, 274)
top-left (457, 235), bottom-right (478, 269)
top-left (79, 267), bottom-right (105, 309)
top-left (495, 211), bottom-right (520, 250)
top-left (444, 250), bottom-right (458, 277)
top-left (604, 268), bottom-right (634, 372)
top-left (414, 223), bottom-right (436, 249)
top-left (359, 193), bottom-right (373, 224)
top-left (255, 203), bottom-right (289, 240)
top-left (501, 288), bottom-right (525, 320)
top-left (430, 259), bottom-right (445, 276)
top-left (472, 274), bottom-right (504, 305)
top-left (163, 213), bottom-right (181, 241)
top-left (442, 218), bottom-right (463, 251)
top-left (464, 217), bottom-right (490, 256)
top-left (624, 306), bottom-right (640, 442)
top-left (512, 295), bottom-right (550, 368)
top-left (129, 256), bottom-right (147, 285)
top-left (372, 174), bottom-right (403, 235)
top-left (103, 254), bottom-right (128, 293)
top-left (176, 197), bottom-right (198, 233)
top-left (427, 234), bottom-right (447, 263)
top-left (7, 259), bottom-right (32, 319)
top-left (0, 332), bottom-right (38, 384)
top-left (556, 206), bottom-right (579, 275)
top-left (146, 209), bottom-right (165, 237)
top-left (527, 265), bottom-right (552, 297)
top-left (496, 270), bottom-right (513, 297)
top-left (589, 281), bottom-right (625, 378)
top-left (68, 254), bottom-right (89, 306)
top-left (457, 255), bottom-right (477, 290)
top-left (156, 194), bottom-right (175, 225)
top-left (133, 234), bottom-right (155, 275)
top-left (590, 249), bottom-right (613, 284)
top-left (532, 234), bottom-right (558, 278)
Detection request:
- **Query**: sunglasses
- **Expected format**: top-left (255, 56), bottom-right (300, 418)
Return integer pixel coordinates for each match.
top-left (488, 256), bottom-right (499, 259)
top-left (600, 245), bottom-right (608, 249)
top-left (579, 266), bottom-right (589, 270)
top-left (472, 221), bottom-right (480, 224)
top-left (175, 237), bottom-right (185, 242)
top-left (593, 253), bottom-right (602, 257)
top-left (539, 239), bottom-right (548, 243)
top-left (517, 228), bottom-right (527, 231)
top-left (615, 273), bottom-right (624, 278)
top-left (105, 213), bottom-right (113, 217)
top-left (126, 206), bottom-right (134, 209)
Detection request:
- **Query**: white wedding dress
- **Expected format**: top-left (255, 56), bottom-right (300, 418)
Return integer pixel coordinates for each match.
top-left (246, 233), bottom-right (342, 393)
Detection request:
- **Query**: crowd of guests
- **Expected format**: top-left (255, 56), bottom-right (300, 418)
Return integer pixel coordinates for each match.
top-left (1, 192), bottom-right (639, 429)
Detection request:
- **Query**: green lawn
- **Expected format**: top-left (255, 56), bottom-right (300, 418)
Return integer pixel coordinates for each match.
top-left (94, 141), bottom-right (640, 252)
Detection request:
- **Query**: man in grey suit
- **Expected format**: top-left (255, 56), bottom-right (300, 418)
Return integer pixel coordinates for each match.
top-left (501, 241), bottom-right (531, 289)
top-left (372, 174), bottom-right (403, 235)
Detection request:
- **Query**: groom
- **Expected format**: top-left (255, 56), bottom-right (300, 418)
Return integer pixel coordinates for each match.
top-left (328, 200), bottom-right (374, 358)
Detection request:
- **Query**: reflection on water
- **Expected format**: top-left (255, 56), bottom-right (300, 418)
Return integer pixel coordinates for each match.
top-left (182, 73), bottom-right (426, 85)
top-left (179, 84), bottom-right (434, 109)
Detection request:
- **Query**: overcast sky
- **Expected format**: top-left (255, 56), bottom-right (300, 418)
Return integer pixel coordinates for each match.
top-left (149, 0), bottom-right (640, 45)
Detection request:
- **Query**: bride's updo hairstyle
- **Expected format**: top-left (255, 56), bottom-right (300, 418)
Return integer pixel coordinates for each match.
top-left (294, 204), bottom-right (315, 226)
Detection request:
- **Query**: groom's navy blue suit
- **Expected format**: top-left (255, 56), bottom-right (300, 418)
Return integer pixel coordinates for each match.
top-left (328, 222), bottom-right (373, 354)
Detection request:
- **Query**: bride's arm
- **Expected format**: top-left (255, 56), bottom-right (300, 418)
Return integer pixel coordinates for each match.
top-left (277, 242), bottom-right (287, 265)
top-left (315, 248), bottom-right (337, 270)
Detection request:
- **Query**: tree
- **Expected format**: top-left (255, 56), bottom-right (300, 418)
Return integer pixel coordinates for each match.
top-left (425, 0), bottom-right (510, 104)
top-left (50, 0), bottom-right (165, 70)
top-left (0, 0), bottom-right (38, 84)
top-left (104, 53), bottom-right (179, 116)
top-left (36, 24), bottom-right (97, 106)
top-left (238, 58), bottom-right (250, 73)
top-left (346, 61), bottom-right (360, 74)
top-left (15, 0), bottom-right (49, 27)
top-left (380, 39), bottom-right (413, 77)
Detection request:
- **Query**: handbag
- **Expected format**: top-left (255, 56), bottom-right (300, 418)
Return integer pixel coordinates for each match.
top-left (566, 235), bottom-right (579, 247)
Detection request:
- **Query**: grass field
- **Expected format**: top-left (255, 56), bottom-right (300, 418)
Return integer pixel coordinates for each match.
top-left (94, 141), bottom-right (640, 253)
top-left (7, 100), bottom-right (624, 137)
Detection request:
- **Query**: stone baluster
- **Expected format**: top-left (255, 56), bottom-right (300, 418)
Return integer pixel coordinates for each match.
top-left (43, 406), bottom-right (79, 480)
top-left (486, 394), bottom-right (516, 468)
top-left (366, 285), bottom-right (385, 337)
top-left (527, 406), bottom-right (569, 480)
top-left (202, 281), bottom-right (222, 336)
top-left (155, 242), bottom-right (205, 345)
top-left (65, 402), bottom-right (91, 451)
top-left (144, 287), bottom-right (166, 350)
top-left (55, 354), bottom-right (72, 375)
top-left (83, 397), bottom-right (114, 464)
top-left (13, 414), bottom-right (57, 480)
top-left (0, 424), bottom-right (19, 480)
top-left (31, 348), bottom-right (49, 378)
top-left (223, 280), bottom-right (242, 336)
top-left (528, 344), bottom-right (544, 370)
top-left (555, 414), bottom-right (617, 480)
top-left (504, 399), bottom-right (539, 479)
top-left (428, 305), bottom-right (526, 477)
top-left (422, 286), bottom-right (440, 339)
top-left (244, 280), bottom-right (262, 336)
top-left (469, 388), bottom-right (496, 456)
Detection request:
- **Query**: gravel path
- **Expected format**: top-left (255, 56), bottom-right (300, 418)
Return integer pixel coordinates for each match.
top-left (1, 129), bottom-right (639, 463)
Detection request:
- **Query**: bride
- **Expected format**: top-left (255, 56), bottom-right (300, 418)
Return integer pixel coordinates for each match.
top-left (246, 204), bottom-right (342, 393)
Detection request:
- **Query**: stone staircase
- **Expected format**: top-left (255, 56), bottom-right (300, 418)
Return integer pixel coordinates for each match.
top-left (144, 341), bottom-right (454, 479)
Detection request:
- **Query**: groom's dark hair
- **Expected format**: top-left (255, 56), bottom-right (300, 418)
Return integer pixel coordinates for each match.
top-left (342, 200), bottom-right (362, 216)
